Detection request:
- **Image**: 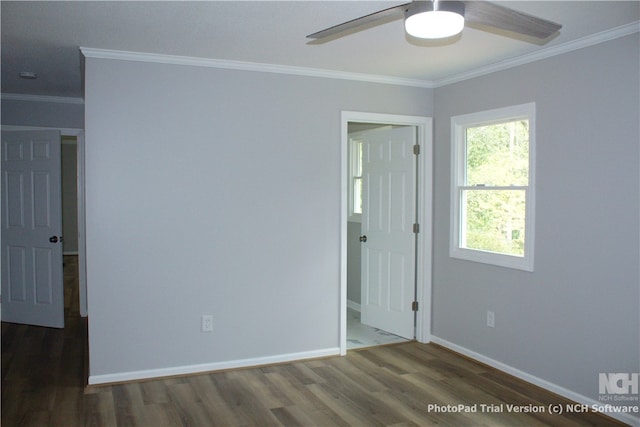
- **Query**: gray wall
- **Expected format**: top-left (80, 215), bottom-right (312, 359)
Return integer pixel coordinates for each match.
top-left (84, 57), bottom-right (434, 378)
top-left (1, 97), bottom-right (84, 129)
top-left (433, 34), bottom-right (639, 405)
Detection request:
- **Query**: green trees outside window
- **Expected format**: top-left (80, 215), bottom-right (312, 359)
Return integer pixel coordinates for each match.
top-left (463, 120), bottom-right (529, 256)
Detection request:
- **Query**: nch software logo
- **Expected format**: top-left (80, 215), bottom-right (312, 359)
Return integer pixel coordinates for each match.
top-left (599, 373), bottom-right (639, 400)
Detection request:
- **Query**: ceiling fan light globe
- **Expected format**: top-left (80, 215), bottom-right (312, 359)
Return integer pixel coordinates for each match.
top-left (405, 10), bottom-right (464, 39)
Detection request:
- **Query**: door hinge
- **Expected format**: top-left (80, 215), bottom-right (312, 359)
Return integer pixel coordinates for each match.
top-left (413, 223), bottom-right (420, 234)
top-left (412, 301), bottom-right (419, 312)
top-left (413, 144), bottom-right (420, 155)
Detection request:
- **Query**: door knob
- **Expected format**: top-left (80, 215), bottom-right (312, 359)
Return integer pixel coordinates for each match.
top-left (359, 235), bottom-right (367, 243)
top-left (49, 235), bottom-right (61, 243)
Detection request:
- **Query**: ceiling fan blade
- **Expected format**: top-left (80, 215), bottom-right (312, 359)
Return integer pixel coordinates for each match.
top-left (463, 1), bottom-right (562, 39)
top-left (307, 2), bottom-right (411, 41)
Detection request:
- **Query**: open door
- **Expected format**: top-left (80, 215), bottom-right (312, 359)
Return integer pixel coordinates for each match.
top-left (1, 130), bottom-right (65, 328)
top-left (360, 125), bottom-right (416, 340)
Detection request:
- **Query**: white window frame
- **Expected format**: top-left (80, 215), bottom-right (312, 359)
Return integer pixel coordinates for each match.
top-left (348, 136), bottom-right (363, 220)
top-left (450, 103), bottom-right (536, 271)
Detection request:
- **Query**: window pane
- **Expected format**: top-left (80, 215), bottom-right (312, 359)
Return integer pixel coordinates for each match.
top-left (466, 120), bottom-right (529, 186)
top-left (350, 139), bottom-right (364, 216)
top-left (354, 140), bottom-right (363, 177)
top-left (353, 178), bottom-right (362, 214)
top-left (462, 189), bottom-right (526, 256)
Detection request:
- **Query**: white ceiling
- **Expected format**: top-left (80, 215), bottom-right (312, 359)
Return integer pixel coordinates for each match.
top-left (2, 1), bottom-right (639, 99)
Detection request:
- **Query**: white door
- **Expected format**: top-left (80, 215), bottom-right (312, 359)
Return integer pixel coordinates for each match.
top-left (1, 130), bottom-right (65, 328)
top-left (361, 126), bottom-right (416, 339)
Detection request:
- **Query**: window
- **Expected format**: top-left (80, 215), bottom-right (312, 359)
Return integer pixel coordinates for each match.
top-left (450, 103), bottom-right (535, 271)
top-left (349, 137), bottom-right (363, 218)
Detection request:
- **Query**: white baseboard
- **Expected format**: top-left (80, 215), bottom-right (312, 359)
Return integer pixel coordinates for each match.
top-left (88, 347), bottom-right (340, 386)
top-left (430, 336), bottom-right (639, 426)
top-left (347, 300), bottom-right (361, 312)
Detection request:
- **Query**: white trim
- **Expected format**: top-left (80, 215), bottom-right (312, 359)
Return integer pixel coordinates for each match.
top-left (434, 22), bottom-right (640, 87)
top-left (1, 93), bottom-right (84, 105)
top-left (416, 117), bottom-right (433, 345)
top-left (430, 336), bottom-right (640, 427)
top-left (88, 347), bottom-right (340, 385)
top-left (347, 300), bottom-right (361, 312)
top-left (80, 47), bottom-right (434, 89)
top-left (340, 112), bottom-right (433, 356)
top-left (76, 132), bottom-right (88, 318)
top-left (1, 124), bottom-right (82, 137)
top-left (81, 22), bottom-right (639, 90)
top-left (450, 103), bottom-right (536, 272)
top-left (1, 23), bottom-right (637, 102)
top-left (340, 116), bottom-right (349, 356)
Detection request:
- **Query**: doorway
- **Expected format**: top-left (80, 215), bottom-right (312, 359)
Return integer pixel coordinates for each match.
top-left (1, 126), bottom-right (87, 324)
top-left (347, 123), bottom-right (413, 349)
top-left (340, 112), bottom-right (433, 355)
top-left (62, 136), bottom-right (79, 256)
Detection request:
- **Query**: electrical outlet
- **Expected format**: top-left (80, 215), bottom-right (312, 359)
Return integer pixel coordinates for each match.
top-left (201, 315), bottom-right (213, 332)
top-left (487, 311), bottom-right (495, 328)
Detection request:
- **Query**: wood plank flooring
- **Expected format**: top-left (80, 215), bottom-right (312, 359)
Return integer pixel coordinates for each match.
top-left (2, 256), bottom-right (626, 426)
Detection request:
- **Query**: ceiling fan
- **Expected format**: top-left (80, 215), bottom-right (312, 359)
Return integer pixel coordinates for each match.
top-left (307, 0), bottom-right (562, 42)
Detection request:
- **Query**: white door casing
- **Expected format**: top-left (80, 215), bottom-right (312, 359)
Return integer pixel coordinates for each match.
top-left (360, 126), bottom-right (416, 340)
top-left (340, 111), bottom-right (432, 355)
top-left (1, 130), bottom-right (65, 328)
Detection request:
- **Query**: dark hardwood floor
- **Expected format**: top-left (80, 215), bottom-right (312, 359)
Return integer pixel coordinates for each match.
top-left (2, 256), bottom-right (626, 426)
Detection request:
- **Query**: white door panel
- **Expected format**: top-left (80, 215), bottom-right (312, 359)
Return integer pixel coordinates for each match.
top-left (2, 130), bottom-right (64, 328)
top-left (361, 126), bottom-right (415, 339)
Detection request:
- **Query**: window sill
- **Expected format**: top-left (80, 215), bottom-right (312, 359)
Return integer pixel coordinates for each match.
top-left (450, 247), bottom-right (533, 272)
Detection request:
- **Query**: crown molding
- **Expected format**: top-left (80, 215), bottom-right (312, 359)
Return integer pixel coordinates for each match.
top-left (80, 47), bottom-right (435, 89)
top-left (1, 93), bottom-right (84, 105)
top-left (81, 21), bottom-right (638, 90)
top-left (14, 21), bottom-right (638, 101)
top-left (0, 124), bottom-right (83, 136)
top-left (433, 21), bottom-right (640, 87)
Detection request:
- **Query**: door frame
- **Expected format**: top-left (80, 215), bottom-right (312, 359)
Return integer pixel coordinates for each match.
top-left (2, 125), bottom-right (87, 318)
top-left (340, 111), bottom-right (433, 355)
